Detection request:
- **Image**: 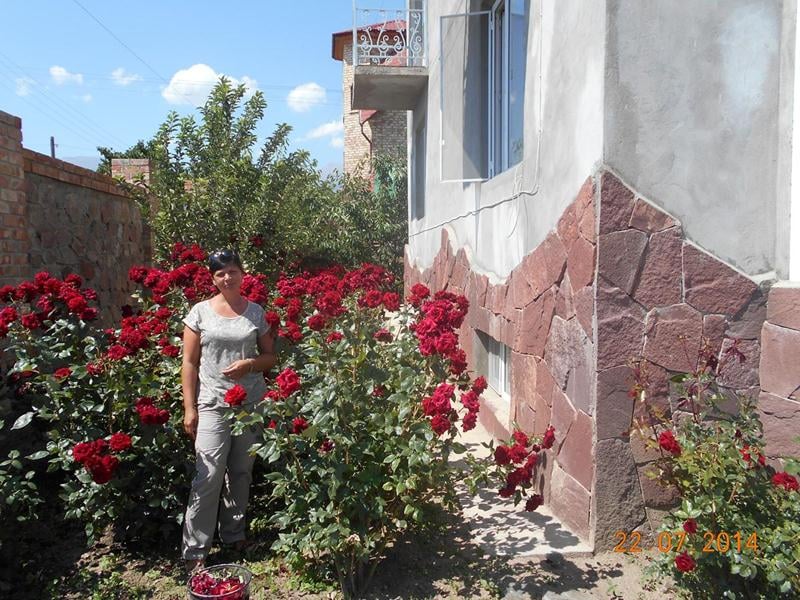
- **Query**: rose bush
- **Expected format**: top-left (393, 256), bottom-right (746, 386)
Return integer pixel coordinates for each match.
top-left (1, 249), bottom-right (552, 598)
top-left (631, 342), bottom-right (800, 598)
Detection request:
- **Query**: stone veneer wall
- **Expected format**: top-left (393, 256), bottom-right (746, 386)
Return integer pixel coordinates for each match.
top-left (405, 177), bottom-right (598, 541)
top-left (592, 172), bottom-right (764, 549)
top-left (0, 110), bottom-right (150, 325)
top-left (405, 168), bottom-right (778, 549)
top-left (758, 285), bottom-right (800, 461)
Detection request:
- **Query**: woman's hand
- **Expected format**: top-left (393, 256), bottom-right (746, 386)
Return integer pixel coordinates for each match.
top-left (183, 407), bottom-right (198, 441)
top-left (221, 359), bottom-right (253, 380)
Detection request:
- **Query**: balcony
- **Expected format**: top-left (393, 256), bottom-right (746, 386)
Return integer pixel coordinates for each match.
top-left (351, 5), bottom-right (428, 111)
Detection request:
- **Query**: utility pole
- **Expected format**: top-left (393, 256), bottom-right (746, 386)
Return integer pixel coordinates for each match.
top-left (50, 136), bottom-right (56, 158)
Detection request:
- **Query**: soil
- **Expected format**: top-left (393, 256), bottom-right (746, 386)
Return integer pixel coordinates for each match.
top-left (2, 508), bottom-right (677, 600)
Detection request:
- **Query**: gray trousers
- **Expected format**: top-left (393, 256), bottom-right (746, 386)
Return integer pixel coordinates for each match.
top-left (182, 407), bottom-right (260, 560)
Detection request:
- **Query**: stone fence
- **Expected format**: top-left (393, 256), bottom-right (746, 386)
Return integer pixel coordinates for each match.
top-left (0, 110), bottom-right (150, 324)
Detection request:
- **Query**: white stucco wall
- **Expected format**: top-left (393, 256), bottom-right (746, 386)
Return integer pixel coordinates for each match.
top-left (605, 0), bottom-right (785, 277)
top-left (407, 0), bottom-right (606, 279)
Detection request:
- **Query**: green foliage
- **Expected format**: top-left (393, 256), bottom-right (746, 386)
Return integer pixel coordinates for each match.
top-left (631, 345), bottom-right (800, 599)
top-left (0, 275), bottom-right (192, 546)
top-left (104, 78), bottom-right (407, 279)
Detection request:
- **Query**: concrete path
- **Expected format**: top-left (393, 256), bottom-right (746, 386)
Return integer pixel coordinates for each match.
top-left (453, 419), bottom-right (593, 559)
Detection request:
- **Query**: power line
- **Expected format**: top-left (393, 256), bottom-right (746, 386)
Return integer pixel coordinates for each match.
top-left (71, 0), bottom-right (167, 83)
top-left (0, 52), bottom-right (131, 148)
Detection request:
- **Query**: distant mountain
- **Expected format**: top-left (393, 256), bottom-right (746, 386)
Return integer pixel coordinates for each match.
top-left (62, 156), bottom-right (100, 172)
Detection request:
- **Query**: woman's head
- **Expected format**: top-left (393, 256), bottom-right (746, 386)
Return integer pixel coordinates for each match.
top-left (208, 249), bottom-right (243, 275)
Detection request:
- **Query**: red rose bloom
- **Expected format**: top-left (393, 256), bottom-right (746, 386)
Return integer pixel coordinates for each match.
top-left (683, 518), bottom-right (698, 534)
top-left (382, 292), bottom-right (400, 311)
top-left (160, 344), bottom-right (180, 358)
top-left (658, 430), bottom-right (682, 456)
top-left (674, 552), bottom-right (696, 573)
top-left (525, 494), bottom-right (544, 512)
top-left (276, 368), bottom-right (301, 398)
top-left (109, 432), bottom-right (132, 452)
top-left (430, 414), bottom-right (451, 436)
top-left (373, 328), bottom-right (392, 342)
top-left (20, 312), bottom-right (42, 330)
top-left (265, 311), bottom-right (281, 329)
top-left (541, 425), bottom-right (556, 450)
top-left (461, 411), bottom-right (477, 431)
top-left (326, 331), bottom-right (343, 343)
top-left (53, 367), bottom-right (71, 380)
top-left (319, 439), bottom-right (335, 454)
top-left (224, 385), bottom-right (248, 406)
top-left (513, 431), bottom-right (529, 447)
top-left (772, 471), bottom-right (799, 491)
top-left (307, 314), bottom-right (326, 331)
top-left (72, 441), bottom-right (94, 463)
top-left (509, 443), bottom-right (529, 464)
top-left (292, 416), bottom-right (309, 435)
top-left (494, 445), bottom-right (511, 466)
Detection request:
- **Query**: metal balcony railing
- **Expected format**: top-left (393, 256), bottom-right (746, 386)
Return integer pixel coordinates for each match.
top-left (353, 5), bottom-right (426, 67)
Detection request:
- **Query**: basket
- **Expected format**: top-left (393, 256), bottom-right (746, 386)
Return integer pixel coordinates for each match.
top-left (187, 563), bottom-right (252, 600)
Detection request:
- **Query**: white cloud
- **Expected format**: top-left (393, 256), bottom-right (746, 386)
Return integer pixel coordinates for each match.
top-left (306, 120), bottom-right (344, 140)
top-left (111, 67), bottom-right (142, 86)
top-left (287, 82), bottom-right (326, 112)
top-left (15, 77), bottom-right (34, 96)
top-left (50, 65), bottom-right (83, 85)
top-left (162, 63), bottom-right (258, 106)
top-left (81, 94), bottom-right (92, 103)
top-left (330, 137), bottom-right (344, 149)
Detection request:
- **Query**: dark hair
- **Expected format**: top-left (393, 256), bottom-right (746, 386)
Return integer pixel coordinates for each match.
top-left (208, 249), bottom-right (244, 274)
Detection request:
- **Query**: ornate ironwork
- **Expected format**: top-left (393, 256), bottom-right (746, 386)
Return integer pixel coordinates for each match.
top-left (353, 7), bottom-right (426, 67)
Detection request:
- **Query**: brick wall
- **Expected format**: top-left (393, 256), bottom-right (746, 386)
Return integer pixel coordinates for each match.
top-left (0, 112), bottom-right (28, 284)
top-left (0, 110), bottom-right (150, 324)
top-left (340, 42), bottom-right (408, 175)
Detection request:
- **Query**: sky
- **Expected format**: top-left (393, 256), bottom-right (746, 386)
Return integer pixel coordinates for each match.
top-left (0, 0), bottom-right (405, 174)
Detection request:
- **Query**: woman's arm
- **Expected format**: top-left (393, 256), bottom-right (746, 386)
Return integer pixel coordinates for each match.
top-left (181, 325), bottom-right (201, 440)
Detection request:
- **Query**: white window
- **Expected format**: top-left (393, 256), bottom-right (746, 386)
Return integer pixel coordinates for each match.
top-left (439, 1), bottom-right (529, 182)
top-left (476, 331), bottom-right (510, 401)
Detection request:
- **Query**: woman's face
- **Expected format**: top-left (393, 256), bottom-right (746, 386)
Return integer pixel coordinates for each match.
top-left (212, 264), bottom-right (243, 292)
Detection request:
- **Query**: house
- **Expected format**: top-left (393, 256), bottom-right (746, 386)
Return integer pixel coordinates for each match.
top-left (352, 0), bottom-right (800, 551)
top-left (332, 17), bottom-right (414, 175)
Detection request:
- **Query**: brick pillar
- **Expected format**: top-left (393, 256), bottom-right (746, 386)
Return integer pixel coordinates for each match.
top-left (0, 111), bottom-right (29, 286)
top-left (111, 158), bottom-right (154, 258)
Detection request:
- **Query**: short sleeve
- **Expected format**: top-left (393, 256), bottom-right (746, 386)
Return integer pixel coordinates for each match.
top-left (254, 304), bottom-right (269, 337)
top-left (183, 302), bottom-right (202, 332)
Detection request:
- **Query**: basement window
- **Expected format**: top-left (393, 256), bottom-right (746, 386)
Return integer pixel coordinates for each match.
top-left (475, 330), bottom-right (510, 401)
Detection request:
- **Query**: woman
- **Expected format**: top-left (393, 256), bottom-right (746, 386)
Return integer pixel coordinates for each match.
top-left (181, 249), bottom-right (276, 571)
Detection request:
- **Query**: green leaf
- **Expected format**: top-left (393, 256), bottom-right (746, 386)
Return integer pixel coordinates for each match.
top-left (11, 412), bottom-right (35, 430)
top-left (26, 450), bottom-right (50, 461)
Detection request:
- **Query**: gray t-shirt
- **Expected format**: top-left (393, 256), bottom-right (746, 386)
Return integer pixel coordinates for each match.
top-left (183, 299), bottom-right (269, 408)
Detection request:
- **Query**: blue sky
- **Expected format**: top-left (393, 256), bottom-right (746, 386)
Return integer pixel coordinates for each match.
top-left (0, 0), bottom-right (403, 174)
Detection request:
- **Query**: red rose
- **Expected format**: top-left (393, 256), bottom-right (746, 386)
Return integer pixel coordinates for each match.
top-left (382, 292), bottom-right (400, 311)
top-left (72, 441), bottom-right (94, 464)
top-left (472, 376), bottom-right (488, 394)
top-left (360, 289), bottom-right (383, 308)
top-left (683, 518), bottom-right (698, 534)
top-left (506, 466), bottom-right (531, 487)
top-left (658, 430), bottom-right (682, 456)
top-left (525, 494), bottom-right (544, 512)
top-left (160, 344), bottom-right (180, 358)
top-left (276, 368), bottom-right (301, 398)
top-left (674, 552), bottom-right (696, 573)
top-left (513, 431), bottom-right (529, 447)
top-left (541, 425), bottom-right (556, 450)
top-left (430, 414), bottom-right (450, 436)
top-left (20, 312), bottom-right (42, 330)
top-left (373, 328), bottom-right (392, 342)
top-left (53, 367), bottom-right (71, 380)
top-left (86, 362), bottom-right (104, 376)
top-left (307, 313), bottom-right (326, 331)
top-left (128, 266), bottom-right (149, 283)
top-left (319, 439), bottom-right (335, 454)
top-left (90, 454), bottom-right (119, 484)
top-left (461, 411), bottom-right (477, 431)
top-left (292, 416), bottom-right (309, 434)
top-left (498, 484), bottom-right (515, 498)
top-left (109, 432), bottom-right (132, 452)
top-left (772, 471), bottom-right (799, 491)
top-left (494, 445), bottom-right (511, 466)
top-left (265, 311), bottom-right (281, 329)
top-left (509, 443), bottom-right (529, 464)
top-left (224, 385), bottom-right (248, 406)
top-left (326, 331), bottom-right (343, 343)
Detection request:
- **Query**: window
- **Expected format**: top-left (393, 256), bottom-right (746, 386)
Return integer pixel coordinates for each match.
top-left (412, 119), bottom-right (426, 220)
top-left (490, 0), bottom-right (528, 175)
top-left (439, 1), bottom-right (529, 182)
top-left (476, 331), bottom-right (510, 401)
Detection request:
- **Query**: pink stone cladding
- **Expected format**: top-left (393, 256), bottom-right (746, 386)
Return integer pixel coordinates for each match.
top-left (404, 169), bottom-right (790, 550)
